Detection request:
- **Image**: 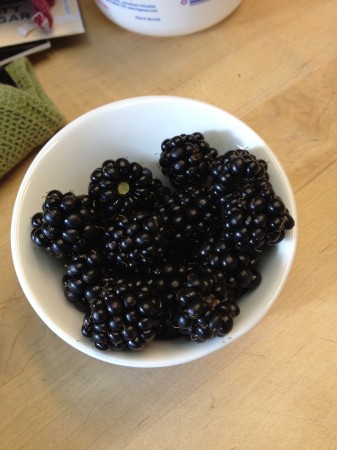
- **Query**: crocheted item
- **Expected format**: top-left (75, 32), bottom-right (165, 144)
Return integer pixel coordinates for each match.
top-left (32, 0), bottom-right (55, 31)
top-left (0, 57), bottom-right (64, 179)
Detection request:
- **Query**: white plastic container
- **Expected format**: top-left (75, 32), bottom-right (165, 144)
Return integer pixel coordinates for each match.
top-left (95, 0), bottom-right (241, 37)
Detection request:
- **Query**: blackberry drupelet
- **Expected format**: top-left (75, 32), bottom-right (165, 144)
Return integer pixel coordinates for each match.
top-left (29, 133), bottom-right (296, 352)
top-left (81, 276), bottom-right (163, 351)
top-left (210, 149), bottom-right (268, 202)
top-left (31, 191), bottom-right (101, 260)
top-left (62, 249), bottom-right (108, 313)
top-left (221, 179), bottom-right (295, 253)
top-left (88, 158), bottom-right (154, 220)
top-left (150, 177), bottom-right (172, 204)
top-left (159, 132), bottom-right (218, 187)
top-left (103, 209), bottom-right (168, 273)
top-left (154, 259), bottom-right (189, 302)
top-left (152, 259), bottom-right (190, 340)
top-left (161, 185), bottom-right (222, 251)
top-left (171, 268), bottom-right (240, 342)
top-left (194, 235), bottom-right (262, 299)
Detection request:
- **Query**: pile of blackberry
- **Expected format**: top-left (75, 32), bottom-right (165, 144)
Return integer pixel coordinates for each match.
top-left (30, 132), bottom-right (295, 352)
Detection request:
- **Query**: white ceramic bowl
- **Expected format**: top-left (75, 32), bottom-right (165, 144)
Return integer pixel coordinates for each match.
top-left (11, 96), bottom-right (297, 368)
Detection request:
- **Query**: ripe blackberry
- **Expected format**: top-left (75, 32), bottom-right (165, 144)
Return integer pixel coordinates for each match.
top-left (221, 180), bottom-right (295, 253)
top-left (194, 235), bottom-right (262, 298)
top-left (159, 132), bottom-right (218, 187)
top-left (171, 269), bottom-right (240, 342)
top-left (210, 149), bottom-right (268, 202)
top-left (161, 185), bottom-right (222, 251)
top-left (81, 276), bottom-right (163, 351)
top-left (29, 138), bottom-right (296, 352)
top-left (31, 191), bottom-right (101, 260)
top-left (150, 177), bottom-right (172, 203)
top-left (88, 158), bottom-right (153, 220)
top-left (62, 249), bottom-right (108, 312)
top-left (103, 209), bottom-right (168, 273)
top-left (153, 259), bottom-right (188, 301)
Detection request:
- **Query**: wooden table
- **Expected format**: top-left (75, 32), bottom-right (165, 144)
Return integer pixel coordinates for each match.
top-left (1, 0), bottom-right (337, 448)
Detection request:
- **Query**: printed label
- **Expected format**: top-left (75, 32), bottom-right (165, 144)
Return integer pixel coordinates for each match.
top-left (100, 0), bottom-right (214, 22)
top-left (180, 0), bottom-right (211, 5)
top-left (103, 0), bottom-right (160, 21)
top-left (103, 1), bottom-right (158, 13)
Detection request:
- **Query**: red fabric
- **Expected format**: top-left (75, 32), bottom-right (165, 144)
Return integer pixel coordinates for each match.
top-left (31, 0), bottom-right (55, 31)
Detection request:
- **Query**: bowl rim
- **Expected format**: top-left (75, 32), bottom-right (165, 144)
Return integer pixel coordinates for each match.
top-left (11, 95), bottom-right (298, 368)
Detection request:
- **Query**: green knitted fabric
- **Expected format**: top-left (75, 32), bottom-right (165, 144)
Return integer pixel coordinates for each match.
top-left (0, 57), bottom-right (65, 179)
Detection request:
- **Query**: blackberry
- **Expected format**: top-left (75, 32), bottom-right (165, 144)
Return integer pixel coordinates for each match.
top-left (161, 185), bottom-right (222, 251)
top-left (29, 136), bottom-right (296, 352)
top-left (103, 209), bottom-right (168, 273)
top-left (210, 149), bottom-right (268, 202)
top-left (62, 249), bottom-right (108, 312)
top-left (81, 276), bottom-right (163, 351)
top-left (159, 132), bottom-right (218, 187)
top-left (31, 191), bottom-right (101, 260)
top-left (154, 262), bottom-right (229, 341)
top-left (150, 177), bottom-right (172, 204)
top-left (172, 269), bottom-right (240, 342)
top-left (88, 158), bottom-right (153, 220)
top-left (154, 258), bottom-right (189, 295)
top-left (222, 180), bottom-right (295, 253)
top-left (194, 235), bottom-right (262, 298)
top-left (150, 264), bottom-right (240, 342)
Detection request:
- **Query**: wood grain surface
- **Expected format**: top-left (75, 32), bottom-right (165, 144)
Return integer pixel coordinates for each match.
top-left (1, 0), bottom-right (337, 448)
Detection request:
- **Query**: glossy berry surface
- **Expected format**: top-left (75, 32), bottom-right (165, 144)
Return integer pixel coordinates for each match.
top-left (103, 209), bottom-right (168, 273)
top-left (159, 132), bottom-right (218, 187)
top-left (211, 149), bottom-right (268, 200)
top-left (88, 158), bottom-right (154, 220)
top-left (160, 185), bottom-right (222, 251)
top-left (29, 135), bottom-right (295, 353)
top-left (221, 179), bottom-right (291, 252)
top-left (31, 191), bottom-right (101, 261)
top-left (63, 250), bottom-right (108, 312)
top-left (81, 276), bottom-right (163, 351)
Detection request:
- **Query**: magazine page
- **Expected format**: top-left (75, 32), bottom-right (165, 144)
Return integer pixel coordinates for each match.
top-left (0, 0), bottom-right (85, 48)
top-left (0, 40), bottom-right (51, 66)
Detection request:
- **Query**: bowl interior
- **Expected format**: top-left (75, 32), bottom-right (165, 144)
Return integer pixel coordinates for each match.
top-left (11, 96), bottom-right (297, 367)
